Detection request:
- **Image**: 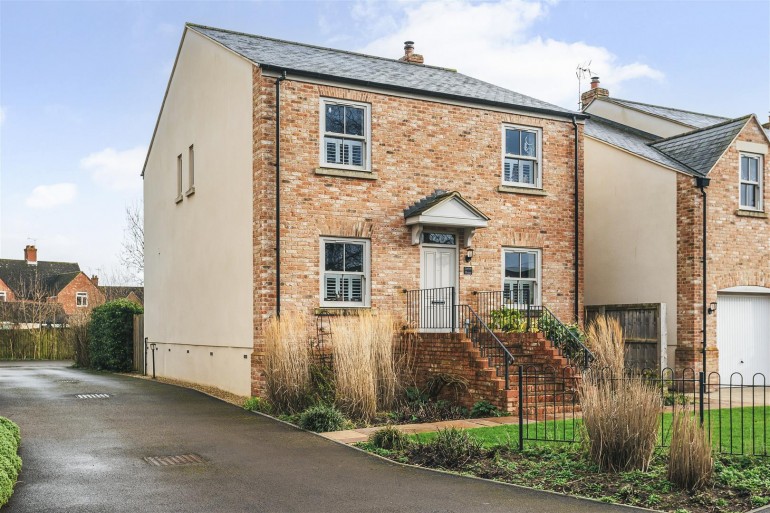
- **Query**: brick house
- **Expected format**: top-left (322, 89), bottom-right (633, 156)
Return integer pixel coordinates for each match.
top-left (143, 24), bottom-right (587, 402)
top-left (583, 78), bottom-right (770, 379)
top-left (0, 245), bottom-right (105, 319)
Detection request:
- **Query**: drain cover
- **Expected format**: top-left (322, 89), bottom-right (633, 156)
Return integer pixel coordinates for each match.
top-left (58, 380), bottom-right (80, 384)
top-left (143, 454), bottom-right (204, 466)
top-left (76, 393), bottom-right (110, 399)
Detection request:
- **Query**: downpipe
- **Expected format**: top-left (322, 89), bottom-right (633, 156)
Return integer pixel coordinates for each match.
top-left (696, 176), bottom-right (710, 425)
top-left (572, 115), bottom-right (580, 323)
top-left (275, 71), bottom-right (286, 317)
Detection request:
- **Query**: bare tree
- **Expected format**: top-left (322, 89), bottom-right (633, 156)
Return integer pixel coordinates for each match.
top-left (120, 201), bottom-right (144, 284)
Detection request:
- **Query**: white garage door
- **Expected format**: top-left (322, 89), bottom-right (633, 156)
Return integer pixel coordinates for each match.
top-left (717, 292), bottom-right (770, 382)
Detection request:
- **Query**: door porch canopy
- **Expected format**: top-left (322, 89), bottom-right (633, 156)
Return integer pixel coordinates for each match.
top-left (403, 190), bottom-right (489, 247)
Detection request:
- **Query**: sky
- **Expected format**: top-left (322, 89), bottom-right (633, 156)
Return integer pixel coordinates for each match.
top-left (1, 0), bottom-right (768, 285)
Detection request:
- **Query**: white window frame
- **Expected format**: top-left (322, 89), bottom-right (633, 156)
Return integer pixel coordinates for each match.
top-left (319, 98), bottom-right (372, 172)
top-left (0, 291), bottom-right (6, 302)
top-left (319, 237), bottom-right (371, 307)
top-left (76, 292), bottom-right (88, 308)
top-left (739, 152), bottom-right (763, 211)
top-left (501, 124), bottom-right (542, 189)
top-left (501, 248), bottom-right (542, 306)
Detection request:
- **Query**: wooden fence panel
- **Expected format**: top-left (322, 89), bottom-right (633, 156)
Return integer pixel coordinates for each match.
top-left (133, 314), bottom-right (144, 373)
top-left (0, 328), bottom-right (75, 360)
top-left (585, 303), bottom-right (665, 371)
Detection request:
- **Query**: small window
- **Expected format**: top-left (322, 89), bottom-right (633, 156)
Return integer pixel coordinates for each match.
top-left (502, 125), bottom-right (542, 188)
top-left (76, 292), bottom-right (88, 307)
top-left (186, 145), bottom-right (195, 195)
top-left (320, 99), bottom-right (370, 171)
top-left (176, 154), bottom-right (183, 202)
top-left (320, 238), bottom-right (370, 307)
top-left (0, 291), bottom-right (6, 302)
top-left (422, 232), bottom-right (456, 245)
top-left (502, 249), bottom-right (541, 305)
top-left (740, 153), bottom-right (763, 211)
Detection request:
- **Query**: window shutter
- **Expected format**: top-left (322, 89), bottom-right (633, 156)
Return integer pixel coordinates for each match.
top-left (351, 144), bottom-right (363, 167)
top-left (326, 140), bottom-right (338, 164)
top-left (325, 275), bottom-right (339, 301)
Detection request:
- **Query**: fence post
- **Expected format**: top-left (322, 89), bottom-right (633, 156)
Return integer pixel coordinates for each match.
top-left (518, 365), bottom-right (524, 451)
top-left (451, 287), bottom-right (456, 333)
top-left (699, 371), bottom-right (705, 426)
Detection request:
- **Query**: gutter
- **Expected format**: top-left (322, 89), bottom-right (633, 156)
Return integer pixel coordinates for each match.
top-left (259, 64), bottom-right (588, 122)
top-left (572, 115), bottom-right (580, 323)
top-left (275, 71), bottom-right (287, 317)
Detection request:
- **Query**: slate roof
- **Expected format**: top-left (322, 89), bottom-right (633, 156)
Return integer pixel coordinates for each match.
top-left (650, 116), bottom-right (751, 176)
top-left (101, 286), bottom-right (144, 303)
top-left (604, 98), bottom-right (729, 129)
top-left (0, 259), bottom-right (81, 299)
top-left (584, 117), bottom-right (693, 174)
top-left (188, 24), bottom-right (580, 118)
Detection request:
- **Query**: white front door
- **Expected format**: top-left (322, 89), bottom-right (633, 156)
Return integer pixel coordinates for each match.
top-left (420, 244), bottom-right (457, 331)
top-left (717, 293), bottom-right (770, 383)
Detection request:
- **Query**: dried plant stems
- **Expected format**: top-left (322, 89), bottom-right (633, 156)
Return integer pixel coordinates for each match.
top-left (332, 312), bottom-right (397, 420)
top-left (668, 405), bottom-right (713, 490)
top-left (263, 312), bottom-right (310, 413)
top-left (585, 315), bottom-right (625, 375)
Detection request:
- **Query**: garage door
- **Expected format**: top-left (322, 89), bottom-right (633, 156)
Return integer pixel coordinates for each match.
top-left (717, 292), bottom-right (770, 382)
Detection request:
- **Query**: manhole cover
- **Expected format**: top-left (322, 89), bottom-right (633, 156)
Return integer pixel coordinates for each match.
top-left (143, 454), bottom-right (204, 466)
top-left (58, 380), bottom-right (80, 384)
top-left (76, 393), bottom-right (110, 399)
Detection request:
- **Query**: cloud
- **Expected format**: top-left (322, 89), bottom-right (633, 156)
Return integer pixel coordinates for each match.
top-left (81, 146), bottom-right (146, 191)
top-left (354, 0), bottom-right (663, 108)
top-left (25, 183), bottom-right (78, 209)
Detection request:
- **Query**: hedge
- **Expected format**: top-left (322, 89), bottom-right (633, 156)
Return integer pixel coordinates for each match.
top-left (0, 417), bottom-right (21, 507)
top-left (88, 299), bottom-right (143, 371)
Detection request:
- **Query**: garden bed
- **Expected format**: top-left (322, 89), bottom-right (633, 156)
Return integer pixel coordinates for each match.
top-left (358, 435), bottom-right (770, 513)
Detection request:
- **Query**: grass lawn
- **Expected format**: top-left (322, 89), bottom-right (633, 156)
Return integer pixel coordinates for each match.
top-left (412, 406), bottom-right (769, 457)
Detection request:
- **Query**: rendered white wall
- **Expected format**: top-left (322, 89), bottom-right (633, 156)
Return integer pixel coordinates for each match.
top-left (143, 29), bottom-right (254, 396)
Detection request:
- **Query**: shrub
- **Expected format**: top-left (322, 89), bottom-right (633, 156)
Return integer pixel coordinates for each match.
top-left (585, 316), bottom-right (625, 375)
top-left (470, 400), bottom-right (500, 418)
top-left (369, 425), bottom-right (410, 451)
top-left (332, 313), bottom-right (397, 420)
top-left (0, 416), bottom-right (21, 508)
top-left (69, 311), bottom-right (91, 368)
top-left (263, 312), bottom-right (311, 414)
top-left (298, 404), bottom-right (346, 432)
top-left (88, 299), bottom-right (143, 371)
top-left (392, 399), bottom-right (468, 424)
top-left (668, 406), bottom-right (713, 490)
top-left (243, 396), bottom-right (272, 414)
top-left (489, 308), bottom-right (525, 333)
top-left (413, 428), bottom-right (483, 469)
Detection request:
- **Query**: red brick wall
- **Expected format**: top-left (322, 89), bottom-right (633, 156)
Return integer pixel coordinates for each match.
top-left (251, 72), bottom-right (584, 395)
top-left (676, 118), bottom-right (770, 375)
top-left (0, 278), bottom-right (15, 302)
top-left (56, 273), bottom-right (105, 316)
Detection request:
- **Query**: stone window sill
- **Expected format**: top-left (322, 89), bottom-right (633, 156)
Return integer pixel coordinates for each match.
top-left (315, 167), bottom-right (378, 180)
top-left (174, 194), bottom-right (184, 204)
top-left (497, 185), bottom-right (548, 196)
top-left (185, 186), bottom-right (196, 197)
top-left (735, 209), bottom-right (768, 218)
top-left (314, 307), bottom-right (374, 316)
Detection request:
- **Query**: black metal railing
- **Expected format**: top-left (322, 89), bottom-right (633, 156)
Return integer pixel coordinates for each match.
top-left (474, 290), bottom-right (594, 368)
top-left (516, 366), bottom-right (769, 458)
top-left (404, 287), bottom-right (515, 388)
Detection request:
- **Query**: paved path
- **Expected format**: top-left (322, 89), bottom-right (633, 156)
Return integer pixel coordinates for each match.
top-left (0, 361), bottom-right (645, 513)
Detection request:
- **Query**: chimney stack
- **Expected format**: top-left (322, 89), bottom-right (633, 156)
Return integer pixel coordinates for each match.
top-left (399, 41), bottom-right (424, 64)
top-left (91, 275), bottom-right (99, 287)
top-left (24, 245), bottom-right (38, 266)
top-left (762, 115), bottom-right (770, 130)
top-left (581, 76), bottom-right (609, 110)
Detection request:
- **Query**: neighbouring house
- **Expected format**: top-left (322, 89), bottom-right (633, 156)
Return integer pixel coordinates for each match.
top-left (143, 23), bottom-right (587, 404)
top-left (582, 77), bottom-right (770, 379)
top-left (0, 245), bottom-right (105, 319)
top-left (100, 286), bottom-right (144, 306)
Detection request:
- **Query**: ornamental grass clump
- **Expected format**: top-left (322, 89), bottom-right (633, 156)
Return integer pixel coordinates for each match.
top-left (263, 312), bottom-right (310, 413)
top-left (332, 312), bottom-right (397, 421)
top-left (580, 315), bottom-right (660, 472)
top-left (668, 405), bottom-right (713, 490)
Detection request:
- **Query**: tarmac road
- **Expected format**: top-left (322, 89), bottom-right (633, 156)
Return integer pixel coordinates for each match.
top-left (0, 361), bottom-right (646, 513)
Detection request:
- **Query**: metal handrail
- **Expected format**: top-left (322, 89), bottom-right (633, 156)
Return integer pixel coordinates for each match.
top-left (459, 304), bottom-right (516, 389)
top-left (541, 304), bottom-right (594, 368)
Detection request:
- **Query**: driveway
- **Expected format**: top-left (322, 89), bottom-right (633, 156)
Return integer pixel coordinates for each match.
top-left (0, 361), bottom-right (642, 513)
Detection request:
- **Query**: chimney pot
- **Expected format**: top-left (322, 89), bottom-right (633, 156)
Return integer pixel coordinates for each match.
top-left (24, 245), bottom-right (38, 265)
top-left (91, 275), bottom-right (99, 287)
top-left (590, 76), bottom-right (600, 89)
top-left (399, 40), bottom-right (424, 64)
